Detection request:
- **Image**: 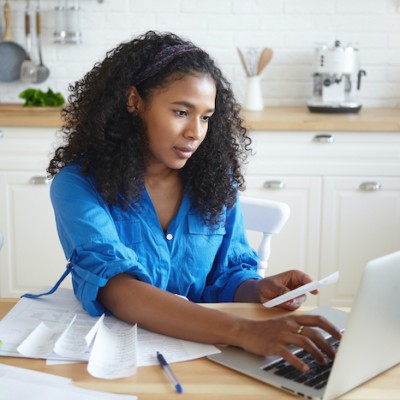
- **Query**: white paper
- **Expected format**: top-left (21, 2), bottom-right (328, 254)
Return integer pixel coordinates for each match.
top-left (85, 314), bottom-right (105, 346)
top-left (0, 288), bottom-right (220, 377)
top-left (0, 288), bottom-right (92, 360)
top-left (16, 312), bottom-right (104, 360)
top-left (88, 319), bottom-right (137, 379)
top-left (55, 314), bottom-right (104, 358)
top-left (137, 328), bottom-right (219, 366)
top-left (0, 363), bottom-right (71, 386)
top-left (17, 321), bottom-right (63, 358)
top-left (8, 299), bottom-right (139, 379)
top-left (0, 364), bottom-right (137, 400)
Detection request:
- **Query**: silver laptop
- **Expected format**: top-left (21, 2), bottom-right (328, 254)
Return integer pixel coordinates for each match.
top-left (208, 251), bottom-right (400, 400)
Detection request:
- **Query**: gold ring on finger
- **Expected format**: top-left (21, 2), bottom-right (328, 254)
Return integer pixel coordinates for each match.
top-left (297, 325), bottom-right (304, 335)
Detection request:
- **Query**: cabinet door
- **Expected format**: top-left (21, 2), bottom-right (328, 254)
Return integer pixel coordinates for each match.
top-left (319, 177), bottom-right (400, 307)
top-left (243, 176), bottom-right (322, 304)
top-left (0, 172), bottom-right (69, 297)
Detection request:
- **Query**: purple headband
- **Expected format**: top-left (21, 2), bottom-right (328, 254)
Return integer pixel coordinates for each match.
top-left (133, 44), bottom-right (202, 86)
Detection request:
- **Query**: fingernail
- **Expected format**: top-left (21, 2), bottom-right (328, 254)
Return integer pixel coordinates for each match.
top-left (302, 364), bottom-right (310, 373)
top-left (291, 297), bottom-right (305, 307)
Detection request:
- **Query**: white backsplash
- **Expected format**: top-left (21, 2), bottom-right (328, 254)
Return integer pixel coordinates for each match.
top-left (0, 0), bottom-right (399, 107)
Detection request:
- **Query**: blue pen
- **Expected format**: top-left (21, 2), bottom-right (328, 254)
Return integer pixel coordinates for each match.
top-left (157, 351), bottom-right (183, 394)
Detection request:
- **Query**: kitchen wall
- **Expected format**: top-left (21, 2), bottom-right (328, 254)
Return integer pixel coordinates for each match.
top-left (1, 0), bottom-right (400, 107)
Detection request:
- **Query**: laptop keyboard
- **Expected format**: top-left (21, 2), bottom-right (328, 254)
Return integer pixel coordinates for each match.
top-left (263, 338), bottom-right (340, 390)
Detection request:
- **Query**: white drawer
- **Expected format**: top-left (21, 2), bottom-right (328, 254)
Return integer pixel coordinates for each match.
top-left (247, 131), bottom-right (400, 176)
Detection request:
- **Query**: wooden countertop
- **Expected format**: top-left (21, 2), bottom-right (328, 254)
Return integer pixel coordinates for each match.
top-left (241, 106), bottom-right (400, 132)
top-left (0, 103), bottom-right (63, 127)
top-left (0, 103), bottom-right (399, 132)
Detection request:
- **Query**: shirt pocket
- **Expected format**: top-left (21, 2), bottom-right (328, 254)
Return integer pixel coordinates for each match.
top-left (183, 213), bottom-right (226, 289)
top-left (114, 219), bottom-right (143, 246)
top-left (187, 213), bottom-right (226, 237)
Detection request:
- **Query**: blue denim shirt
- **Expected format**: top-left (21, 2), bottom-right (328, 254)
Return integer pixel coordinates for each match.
top-left (50, 164), bottom-right (261, 316)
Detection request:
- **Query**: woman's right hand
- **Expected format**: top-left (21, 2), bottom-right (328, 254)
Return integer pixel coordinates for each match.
top-left (235, 314), bottom-right (342, 373)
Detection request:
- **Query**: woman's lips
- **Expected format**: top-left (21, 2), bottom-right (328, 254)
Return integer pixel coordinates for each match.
top-left (174, 146), bottom-right (195, 159)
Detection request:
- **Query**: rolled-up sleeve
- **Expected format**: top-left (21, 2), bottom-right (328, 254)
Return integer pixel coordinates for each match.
top-left (50, 165), bottom-right (151, 316)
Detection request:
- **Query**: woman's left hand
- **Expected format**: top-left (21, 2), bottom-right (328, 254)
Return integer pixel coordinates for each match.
top-left (255, 270), bottom-right (319, 310)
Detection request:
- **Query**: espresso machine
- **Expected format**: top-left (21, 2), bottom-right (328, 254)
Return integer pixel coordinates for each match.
top-left (307, 40), bottom-right (366, 113)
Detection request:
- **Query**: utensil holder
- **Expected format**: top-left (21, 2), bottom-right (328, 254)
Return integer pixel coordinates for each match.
top-left (243, 75), bottom-right (263, 111)
top-left (66, 3), bottom-right (81, 44)
top-left (54, 0), bottom-right (81, 44)
top-left (54, 4), bottom-right (67, 43)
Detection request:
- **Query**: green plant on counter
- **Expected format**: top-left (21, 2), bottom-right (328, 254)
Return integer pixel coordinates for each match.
top-left (18, 88), bottom-right (65, 107)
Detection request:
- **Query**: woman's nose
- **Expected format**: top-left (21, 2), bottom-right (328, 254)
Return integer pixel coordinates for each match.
top-left (185, 119), bottom-right (203, 140)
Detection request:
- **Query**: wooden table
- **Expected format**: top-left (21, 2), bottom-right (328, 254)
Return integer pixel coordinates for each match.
top-left (1, 299), bottom-right (399, 399)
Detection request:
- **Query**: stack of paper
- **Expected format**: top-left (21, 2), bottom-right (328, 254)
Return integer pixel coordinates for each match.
top-left (0, 288), bottom-right (220, 379)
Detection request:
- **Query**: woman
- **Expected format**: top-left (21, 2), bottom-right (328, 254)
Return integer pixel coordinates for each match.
top-left (47, 31), bottom-right (340, 372)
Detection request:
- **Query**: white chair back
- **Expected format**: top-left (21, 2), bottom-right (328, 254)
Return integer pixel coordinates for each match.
top-left (239, 196), bottom-right (290, 277)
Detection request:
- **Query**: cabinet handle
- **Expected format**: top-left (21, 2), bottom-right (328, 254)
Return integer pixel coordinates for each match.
top-left (359, 181), bottom-right (381, 191)
top-left (313, 134), bottom-right (335, 143)
top-left (30, 176), bottom-right (50, 185)
top-left (263, 180), bottom-right (285, 190)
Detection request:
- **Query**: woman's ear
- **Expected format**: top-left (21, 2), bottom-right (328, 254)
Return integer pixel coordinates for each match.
top-left (126, 86), bottom-right (141, 114)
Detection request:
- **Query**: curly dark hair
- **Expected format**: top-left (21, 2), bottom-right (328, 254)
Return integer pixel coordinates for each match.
top-left (48, 31), bottom-right (252, 225)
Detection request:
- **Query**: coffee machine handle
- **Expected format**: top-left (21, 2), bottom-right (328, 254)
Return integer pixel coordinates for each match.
top-left (357, 70), bottom-right (367, 90)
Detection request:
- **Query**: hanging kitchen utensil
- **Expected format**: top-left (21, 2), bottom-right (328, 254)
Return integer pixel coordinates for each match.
top-left (245, 47), bottom-right (258, 76)
top-left (20, 0), bottom-right (38, 83)
top-left (0, 0), bottom-right (27, 82)
top-left (237, 48), bottom-right (250, 77)
top-left (34, 0), bottom-right (50, 83)
top-left (257, 48), bottom-right (273, 76)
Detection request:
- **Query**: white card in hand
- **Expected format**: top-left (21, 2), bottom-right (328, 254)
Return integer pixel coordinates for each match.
top-left (262, 271), bottom-right (339, 308)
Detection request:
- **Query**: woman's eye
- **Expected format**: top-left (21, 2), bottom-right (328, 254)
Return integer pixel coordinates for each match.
top-left (201, 115), bottom-right (212, 122)
top-left (175, 110), bottom-right (188, 117)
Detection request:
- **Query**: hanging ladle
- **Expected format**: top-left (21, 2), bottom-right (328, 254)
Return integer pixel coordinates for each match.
top-left (34, 0), bottom-right (50, 83)
top-left (20, 0), bottom-right (38, 83)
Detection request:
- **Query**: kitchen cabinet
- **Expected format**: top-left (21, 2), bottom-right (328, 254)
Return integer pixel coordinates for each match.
top-left (0, 127), bottom-right (69, 297)
top-left (319, 177), bottom-right (400, 307)
top-left (243, 131), bottom-right (400, 307)
top-left (1, 106), bottom-right (400, 305)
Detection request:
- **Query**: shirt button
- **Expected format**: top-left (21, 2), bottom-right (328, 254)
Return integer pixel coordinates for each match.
top-left (166, 233), bottom-right (173, 240)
